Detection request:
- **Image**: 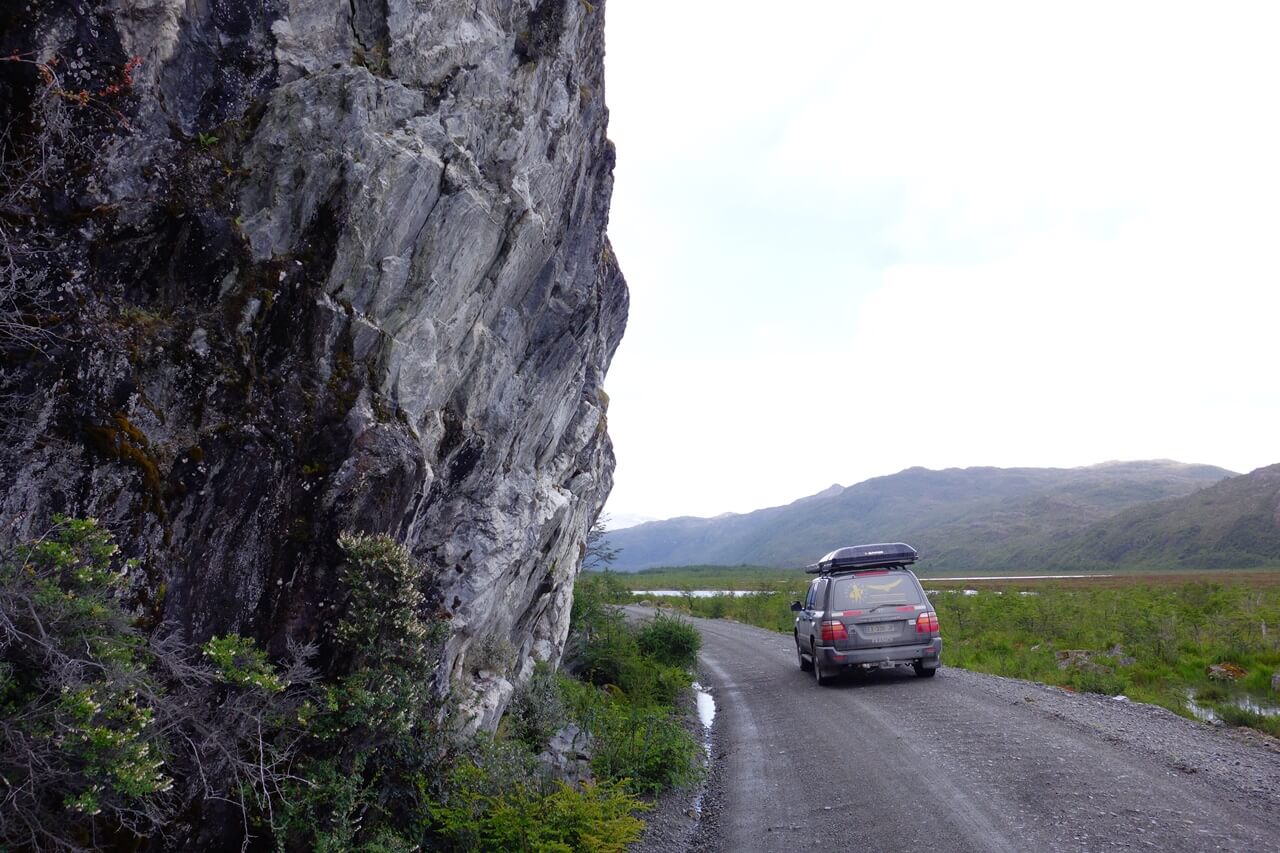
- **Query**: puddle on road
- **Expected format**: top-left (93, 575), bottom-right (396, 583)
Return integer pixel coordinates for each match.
top-left (695, 684), bottom-right (716, 728)
top-left (690, 682), bottom-right (716, 815)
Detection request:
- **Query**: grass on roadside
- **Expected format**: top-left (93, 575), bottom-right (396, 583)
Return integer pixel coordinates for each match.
top-left (559, 573), bottom-right (706, 794)
top-left (432, 572), bottom-right (708, 848)
top-left (932, 581), bottom-right (1280, 737)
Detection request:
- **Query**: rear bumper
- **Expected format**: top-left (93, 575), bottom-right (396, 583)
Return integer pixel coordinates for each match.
top-left (817, 638), bottom-right (942, 669)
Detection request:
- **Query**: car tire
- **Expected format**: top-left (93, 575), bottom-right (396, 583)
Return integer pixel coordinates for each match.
top-left (812, 642), bottom-right (832, 686)
top-left (914, 661), bottom-right (938, 678)
top-left (796, 636), bottom-right (813, 672)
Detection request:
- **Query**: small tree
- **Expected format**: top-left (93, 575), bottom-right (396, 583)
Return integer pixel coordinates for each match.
top-left (272, 532), bottom-right (451, 850)
top-left (584, 514), bottom-right (620, 570)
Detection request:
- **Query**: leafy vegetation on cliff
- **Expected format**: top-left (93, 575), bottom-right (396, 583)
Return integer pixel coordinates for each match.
top-left (0, 520), bottom-right (703, 851)
top-left (0, 517), bottom-right (313, 850)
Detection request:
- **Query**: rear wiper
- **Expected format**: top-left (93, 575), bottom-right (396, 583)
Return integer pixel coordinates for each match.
top-left (867, 602), bottom-right (911, 612)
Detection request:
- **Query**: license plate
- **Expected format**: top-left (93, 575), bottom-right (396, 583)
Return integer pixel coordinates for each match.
top-left (863, 623), bottom-right (896, 634)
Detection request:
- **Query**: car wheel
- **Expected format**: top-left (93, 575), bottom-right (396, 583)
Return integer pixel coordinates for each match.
top-left (796, 636), bottom-right (813, 672)
top-left (913, 661), bottom-right (938, 678)
top-left (812, 642), bottom-right (832, 686)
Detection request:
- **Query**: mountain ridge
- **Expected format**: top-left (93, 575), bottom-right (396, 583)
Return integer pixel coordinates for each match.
top-left (604, 460), bottom-right (1244, 571)
top-left (1040, 463), bottom-right (1280, 569)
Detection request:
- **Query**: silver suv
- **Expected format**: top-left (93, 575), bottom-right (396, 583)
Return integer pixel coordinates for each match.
top-left (791, 543), bottom-right (941, 685)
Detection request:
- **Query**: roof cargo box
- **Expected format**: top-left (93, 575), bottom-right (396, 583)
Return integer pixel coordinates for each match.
top-left (806, 542), bottom-right (918, 573)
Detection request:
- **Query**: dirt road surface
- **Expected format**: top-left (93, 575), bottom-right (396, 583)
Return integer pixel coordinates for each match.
top-left (672, 612), bottom-right (1280, 852)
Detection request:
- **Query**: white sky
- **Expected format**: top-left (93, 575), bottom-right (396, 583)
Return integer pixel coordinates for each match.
top-left (600, 0), bottom-right (1280, 523)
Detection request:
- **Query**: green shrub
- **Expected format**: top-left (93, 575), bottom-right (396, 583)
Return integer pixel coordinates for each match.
top-left (0, 517), bottom-right (308, 851)
top-left (1063, 668), bottom-right (1127, 697)
top-left (204, 633), bottom-right (287, 692)
top-left (574, 615), bottom-right (634, 682)
top-left (668, 585), bottom-right (806, 633)
top-left (559, 677), bottom-right (701, 795)
top-left (0, 520), bottom-right (660, 850)
top-left (271, 755), bottom-right (384, 853)
top-left (570, 573), bottom-right (630, 642)
top-left (636, 614), bottom-right (701, 669)
top-left (507, 661), bottom-right (568, 751)
top-left (0, 518), bottom-right (166, 842)
top-left (583, 700), bottom-right (703, 795)
top-left (425, 734), bottom-right (648, 851)
top-left (276, 533), bottom-right (450, 850)
top-left (333, 531), bottom-right (442, 666)
top-left (432, 760), bottom-right (646, 851)
top-left (1195, 682), bottom-right (1229, 702)
top-left (702, 596), bottom-right (728, 619)
top-left (470, 632), bottom-right (516, 676)
top-left (620, 657), bottom-right (691, 708)
top-left (562, 575), bottom-right (706, 798)
top-left (276, 535), bottom-right (654, 851)
top-left (575, 621), bottom-right (691, 707)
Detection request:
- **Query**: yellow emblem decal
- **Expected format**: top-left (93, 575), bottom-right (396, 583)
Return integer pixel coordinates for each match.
top-left (848, 585), bottom-right (865, 602)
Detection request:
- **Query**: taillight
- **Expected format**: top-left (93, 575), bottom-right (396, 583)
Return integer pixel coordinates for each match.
top-left (820, 620), bottom-right (848, 642)
top-left (916, 611), bottom-right (939, 634)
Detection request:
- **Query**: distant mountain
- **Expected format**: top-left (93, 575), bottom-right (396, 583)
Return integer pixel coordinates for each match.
top-left (602, 461), bottom-right (1238, 571)
top-left (1037, 464), bottom-right (1280, 569)
top-left (603, 512), bottom-right (659, 531)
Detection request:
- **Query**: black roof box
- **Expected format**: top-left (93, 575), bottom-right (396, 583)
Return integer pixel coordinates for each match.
top-left (805, 542), bottom-right (918, 573)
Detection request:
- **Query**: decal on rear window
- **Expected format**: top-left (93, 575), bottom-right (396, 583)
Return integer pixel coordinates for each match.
top-left (834, 575), bottom-right (922, 606)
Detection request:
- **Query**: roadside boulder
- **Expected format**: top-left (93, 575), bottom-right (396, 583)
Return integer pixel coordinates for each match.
top-left (538, 723), bottom-right (594, 789)
top-left (1056, 650), bottom-right (1113, 674)
top-left (1206, 663), bottom-right (1247, 681)
top-left (1107, 645), bottom-right (1137, 667)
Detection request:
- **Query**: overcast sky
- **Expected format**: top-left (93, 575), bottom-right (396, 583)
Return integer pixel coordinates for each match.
top-left (599, 0), bottom-right (1280, 525)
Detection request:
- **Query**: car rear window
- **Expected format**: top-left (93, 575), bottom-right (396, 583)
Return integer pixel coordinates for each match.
top-left (830, 572), bottom-right (924, 608)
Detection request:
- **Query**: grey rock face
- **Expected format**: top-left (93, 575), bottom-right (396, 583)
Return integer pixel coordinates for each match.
top-left (0, 0), bottom-right (626, 727)
top-left (538, 723), bottom-right (594, 788)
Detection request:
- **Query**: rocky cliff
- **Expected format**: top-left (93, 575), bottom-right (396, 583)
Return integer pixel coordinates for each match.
top-left (0, 0), bottom-right (626, 727)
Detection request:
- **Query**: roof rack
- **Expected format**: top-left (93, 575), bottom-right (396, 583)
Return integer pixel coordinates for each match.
top-left (804, 542), bottom-right (918, 575)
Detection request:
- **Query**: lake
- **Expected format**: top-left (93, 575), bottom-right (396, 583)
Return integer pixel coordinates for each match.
top-left (630, 589), bottom-right (762, 598)
top-left (629, 575), bottom-right (1114, 598)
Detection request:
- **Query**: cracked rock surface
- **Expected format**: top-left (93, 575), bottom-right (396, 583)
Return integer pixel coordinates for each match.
top-left (0, 0), bottom-right (626, 727)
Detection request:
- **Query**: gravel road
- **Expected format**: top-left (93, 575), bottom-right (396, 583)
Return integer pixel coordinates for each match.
top-left (637, 611), bottom-right (1280, 853)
